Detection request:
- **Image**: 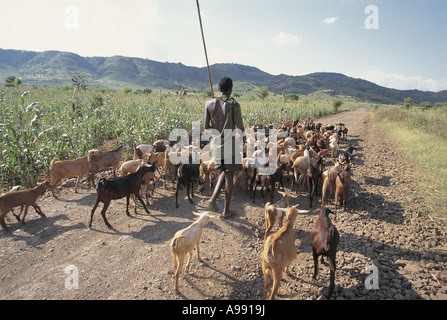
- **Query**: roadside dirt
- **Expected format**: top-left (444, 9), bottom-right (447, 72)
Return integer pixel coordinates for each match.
top-left (1, 107), bottom-right (446, 300)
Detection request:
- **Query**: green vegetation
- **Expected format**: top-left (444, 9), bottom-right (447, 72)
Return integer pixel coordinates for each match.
top-left (374, 105), bottom-right (447, 219)
top-left (0, 85), bottom-right (361, 190)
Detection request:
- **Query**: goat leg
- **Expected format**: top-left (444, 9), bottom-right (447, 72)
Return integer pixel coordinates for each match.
top-left (327, 256), bottom-right (337, 300)
top-left (135, 193), bottom-right (150, 215)
top-left (0, 216), bottom-right (8, 230)
top-left (126, 195), bottom-right (132, 216)
top-left (33, 203), bottom-right (46, 218)
top-left (175, 180), bottom-right (181, 208)
top-left (312, 248), bottom-right (319, 280)
top-left (186, 181), bottom-right (194, 204)
top-left (20, 205), bottom-right (30, 225)
top-left (89, 196), bottom-right (101, 229)
top-left (99, 201), bottom-right (113, 229)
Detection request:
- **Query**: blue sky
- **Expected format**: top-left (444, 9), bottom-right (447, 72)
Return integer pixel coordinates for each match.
top-left (1, 0), bottom-right (446, 91)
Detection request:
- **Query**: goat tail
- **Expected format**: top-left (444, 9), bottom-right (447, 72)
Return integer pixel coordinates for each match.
top-left (49, 158), bottom-right (59, 170)
top-left (97, 178), bottom-right (107, 191)
top-left (265, 238), bottom-right (274, 264)
top-left (87, 149), bottom-right (99, 162)
top-left (170, 235), bottom-right (186, 253)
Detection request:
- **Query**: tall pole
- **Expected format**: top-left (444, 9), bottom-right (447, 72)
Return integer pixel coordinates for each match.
top-left (196, 0), bottom-right (214, 98)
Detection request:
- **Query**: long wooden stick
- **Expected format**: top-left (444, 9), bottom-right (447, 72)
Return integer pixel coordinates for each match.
top-left (196, 0), bottom-right (214, 98)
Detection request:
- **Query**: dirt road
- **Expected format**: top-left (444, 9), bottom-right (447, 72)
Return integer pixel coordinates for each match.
top-left (0, 107), bottom-right (446, 300)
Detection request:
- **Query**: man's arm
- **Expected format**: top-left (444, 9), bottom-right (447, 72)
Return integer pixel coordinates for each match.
top-left (204, 102), bottom-right (211, 130)
top-left (233, 103), bottom-right (245, 132)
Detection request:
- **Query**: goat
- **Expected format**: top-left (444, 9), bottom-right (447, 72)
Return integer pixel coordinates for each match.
top-left (307, 156), bottom-right (324, 208)
top-left (147, 151), bottom-right (165, 179)
top-left (199, 159), bottom-right (220, 195)
top-left (119, 159), bottom-right (156, 207)
top-left (253, 162), bottom-right (287, 203)
top-left (170, 211), bottom-right (214, 294)
top-left (88, 144), bottom-right (128, 187)
top-left (89, 163), bottom-right (155, 230)
top-left (133, 144), bottom-right (153, 160)
top-left (328, 138), bottom-right (338, 159)
top-left (291, 147), bottom-right (311, 193)
top-left (0, 182), bottom-right (52, 229)
top-left (49, 156), bottom-right (90, 199)
top-left (262, 205), bottom-right (299, 300)
top-left (334, 163), bottom-right (351, 220)
top-left (311, 207), bottom-right (340, 300)
top-left (163, 149), bottom-right (179, 189)
top-left (264, 191), bottom-right (298, 242)
top-left (338, 146), bottom-right (356, 164)
top-left (175, 164), bottom-right (201, 208)
top-left (321, 161), bottom-right (343, 206)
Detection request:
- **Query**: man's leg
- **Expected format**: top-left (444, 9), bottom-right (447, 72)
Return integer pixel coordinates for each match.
top-left (222, 171), bottom-right (235, 218)
top-left (206, 171), bottom-right (225, 212)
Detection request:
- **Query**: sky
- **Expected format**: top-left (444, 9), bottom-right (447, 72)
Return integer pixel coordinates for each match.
top-left (1, 0), bottom-right (446, 92)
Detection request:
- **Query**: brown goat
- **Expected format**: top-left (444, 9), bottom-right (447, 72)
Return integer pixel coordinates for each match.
top-left (334, 163), bottom-right (351, 220)
top-left (87, 144), bottom-right (128, 187)
top-left (307, 156), bottom-right (324, 208)
top-left (311, 207), bottom-right (340, 300)
top-left (49, 156), bottom-right (90, 198)
top-left (262, 205), bottom-right (299, 300)
top-left (0, 182), bottom-right (52, 229)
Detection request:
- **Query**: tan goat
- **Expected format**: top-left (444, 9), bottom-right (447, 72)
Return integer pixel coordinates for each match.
top-left (49, 156), bottom-right (89, 198)
top-left (170, 211), bottom-right (214, 294)
top-left (262, 205), bottom-right (299, 300)
top-left (321, 161), bottom-right (342, 206)
top-left (264, 191), bottom-right (298, 243)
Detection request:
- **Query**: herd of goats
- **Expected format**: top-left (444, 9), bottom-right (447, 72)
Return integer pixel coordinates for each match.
top-left (0, 119), bottom-right (356, 300)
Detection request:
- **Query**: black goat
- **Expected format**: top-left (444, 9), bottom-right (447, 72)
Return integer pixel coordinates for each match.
top-left (311, 207), bottom-right (340, 300)
top-left (252, 162), bottom-right (287, 203)
top-left (89, 163), bottom-right (155, 229)
top-left (338, 146), bottom-right (356, 164)
top-left (175, 163), bottom-right (201, 208)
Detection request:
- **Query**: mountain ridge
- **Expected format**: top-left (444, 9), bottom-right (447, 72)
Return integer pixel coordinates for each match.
top-left (0, 48), bottom-right (445, 104)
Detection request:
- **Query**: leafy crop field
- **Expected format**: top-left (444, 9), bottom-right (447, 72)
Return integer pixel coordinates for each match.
top-left (0, 86), bottom-right (363, 190)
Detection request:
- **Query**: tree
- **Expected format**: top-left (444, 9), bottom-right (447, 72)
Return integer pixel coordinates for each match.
top-left (403, 97), bottom-right (413, 109)
top-left (71, 73), bottom-right (88, 111)
top-left (332, 100), bottom-right (343, 114)
top-left (258, 86), bottom-right (269, 100)
top-left (4, 76), bottom-right (22, 87)
top-left (420, 101), bottom-right (433, 110)
top-left (71, 72), bottom-right (87, 111)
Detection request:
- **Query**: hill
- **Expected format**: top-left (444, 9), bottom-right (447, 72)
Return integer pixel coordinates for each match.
top-left (1, 48), bottom-right (446, 104)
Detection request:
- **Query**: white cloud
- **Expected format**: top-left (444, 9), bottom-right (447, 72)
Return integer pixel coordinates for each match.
top-left (272, 32), bottom-right (301, 46)
top-left (322, 17), bottom-right (339, 24)
top-left (364, 70), bottom-right (447, 92)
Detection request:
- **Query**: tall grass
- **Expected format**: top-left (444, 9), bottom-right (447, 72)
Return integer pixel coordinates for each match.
top-left (374, 106), bottom-right (447, 219)
top-left (0, 86), bottom-right (355, 190)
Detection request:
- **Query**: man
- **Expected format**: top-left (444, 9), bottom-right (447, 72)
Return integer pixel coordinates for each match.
top-left (204, 77), bottom-right (244, 218)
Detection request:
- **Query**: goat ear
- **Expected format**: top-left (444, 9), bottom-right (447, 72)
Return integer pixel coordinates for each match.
top-left (292, 204), bottom-right (300, 209)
